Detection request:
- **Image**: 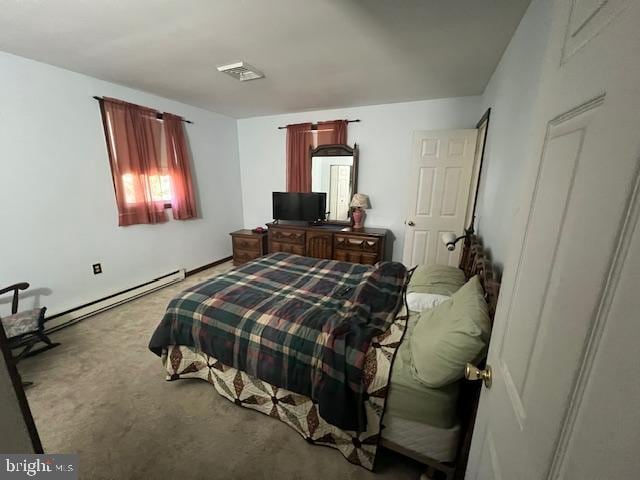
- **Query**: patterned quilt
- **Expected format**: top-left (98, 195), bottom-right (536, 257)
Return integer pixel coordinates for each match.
top-left (149, 252), bottom-right (408, 431)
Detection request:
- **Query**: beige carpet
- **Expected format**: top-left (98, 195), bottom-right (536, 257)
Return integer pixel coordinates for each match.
top-left (19, 263), bottom-right (423, 480)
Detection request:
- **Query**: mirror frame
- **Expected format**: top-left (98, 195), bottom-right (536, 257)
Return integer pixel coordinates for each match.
top-left (309, 143), bottom-right (359, 225)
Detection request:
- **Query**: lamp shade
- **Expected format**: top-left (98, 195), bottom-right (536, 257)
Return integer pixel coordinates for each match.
top-left (350, 193), bottom-right (371, 209)
top-left (441, 232), bottom-right (457, 246)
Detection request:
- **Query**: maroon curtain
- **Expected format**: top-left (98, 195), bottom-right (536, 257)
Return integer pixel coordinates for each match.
top-left (100, 97), bottom-right (167, 226)
top-left (164, 113), bottom-right (198, 220)
top-left (317, 119), bottom-right (347, 145)
top-left (286, 123), bottom-right (314, 192)
top-left (286, 120), bottom-right (348, 192)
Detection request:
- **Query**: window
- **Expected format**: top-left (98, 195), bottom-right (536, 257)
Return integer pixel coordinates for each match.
top-left (117, 120), bottom-right (172, 205)
top-left (99, 97), bottom-right (198, 226)
top-left (121, 173), bottom-right (172, 204)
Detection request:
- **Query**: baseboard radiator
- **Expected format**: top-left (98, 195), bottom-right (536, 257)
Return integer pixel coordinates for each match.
top-left (45, 269), bottom-right (186, 333)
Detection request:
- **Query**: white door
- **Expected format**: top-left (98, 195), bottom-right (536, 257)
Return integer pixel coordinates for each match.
top-left (467, 1), bottom-right (640, 479)
top-left (328, 164), bottom-right (351, 221)
top-left (403, 129), bottom-right (478, 267)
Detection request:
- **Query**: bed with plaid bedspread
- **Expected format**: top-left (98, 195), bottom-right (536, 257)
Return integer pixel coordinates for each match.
top-left (149, 252), bottom-right (408, 432)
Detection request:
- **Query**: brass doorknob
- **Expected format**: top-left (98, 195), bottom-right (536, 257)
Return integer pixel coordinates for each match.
top-left (465, 363), bottom-right (492, 388)
top-left (407, 220), bottom-right (415, 226)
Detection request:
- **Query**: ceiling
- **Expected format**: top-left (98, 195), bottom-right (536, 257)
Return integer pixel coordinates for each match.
top-left (0, 0), bottom-right (531, 118)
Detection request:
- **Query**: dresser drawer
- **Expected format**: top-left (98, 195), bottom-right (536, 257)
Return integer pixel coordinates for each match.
top-left (269, 228), bottom-right (306, 245)
top-left (333, 250), bottom-right (379, 265)
top-left (230, 230), bottom-right (268, 266)
top-left (270, 241), bottom-right (305, 256)
top-left (232, 236), bottom-right (261, 253)
top-left (265, 223), bottom-right (388, 265)
top-left (233, 249), bottom-right (261, 266)
top-left (334, 235), bottom-right (381, 253)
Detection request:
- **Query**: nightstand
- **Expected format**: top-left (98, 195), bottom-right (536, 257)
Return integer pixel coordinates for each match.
top-left (230, 230), bottom-right (268, 266)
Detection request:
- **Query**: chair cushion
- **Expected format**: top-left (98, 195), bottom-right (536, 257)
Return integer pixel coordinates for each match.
top-left (407, 264), bottom-right (466, 296)
top-left (410, 276), bottom-right (491, 388)
top-left (1, 309), bottom-right (42, 339)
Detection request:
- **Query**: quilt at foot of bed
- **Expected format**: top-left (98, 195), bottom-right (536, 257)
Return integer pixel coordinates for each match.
top-left (161, 316), bottom-right (407, 471)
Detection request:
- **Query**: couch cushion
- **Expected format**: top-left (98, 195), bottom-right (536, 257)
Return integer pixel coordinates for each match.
top-left (410, 276), bottom-right (491, 388)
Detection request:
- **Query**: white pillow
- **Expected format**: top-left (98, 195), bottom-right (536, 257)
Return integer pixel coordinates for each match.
top-left (406, 292), bottom-right (450, 312)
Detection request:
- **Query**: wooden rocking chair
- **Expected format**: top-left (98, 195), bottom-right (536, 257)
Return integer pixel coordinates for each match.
top-left (0, 283), bottom-right (59, 362)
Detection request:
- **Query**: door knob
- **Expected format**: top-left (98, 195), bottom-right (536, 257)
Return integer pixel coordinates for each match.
top-left (407, 220), bottom-right (415, 226)
top-left (465, 363), bottom-right (492, 388)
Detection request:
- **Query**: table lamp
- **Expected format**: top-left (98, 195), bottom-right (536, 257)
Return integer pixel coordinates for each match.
top-left (350, 193), bottom-right (371, 229)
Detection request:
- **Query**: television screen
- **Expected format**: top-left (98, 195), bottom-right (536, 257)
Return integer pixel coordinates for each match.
top-left (272, 192), bottom-right (327, 222)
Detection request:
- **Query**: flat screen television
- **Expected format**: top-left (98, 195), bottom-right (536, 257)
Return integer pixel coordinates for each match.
top-left (272, 192), bottom-right (327, 222)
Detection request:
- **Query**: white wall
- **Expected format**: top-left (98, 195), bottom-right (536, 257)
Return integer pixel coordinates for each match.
top-left (238, 97), bottom-right (481, 261)
top-left (0, 52), bottom-right (243, 316)
top-left (473, 0), bottom-right (553, 269)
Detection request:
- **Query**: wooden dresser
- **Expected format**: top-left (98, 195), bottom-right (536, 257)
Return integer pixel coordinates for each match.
top-left (267, 222), bottom-right (388, 265)
top-left (230, 229), bottom-right (268, 266)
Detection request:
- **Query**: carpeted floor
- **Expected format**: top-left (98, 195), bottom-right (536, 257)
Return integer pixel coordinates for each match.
top-left (18, 263), bottom-right (423, 480)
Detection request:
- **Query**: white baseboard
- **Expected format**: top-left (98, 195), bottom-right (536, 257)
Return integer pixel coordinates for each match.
top-left (45, 269), bottom-right (186, 333)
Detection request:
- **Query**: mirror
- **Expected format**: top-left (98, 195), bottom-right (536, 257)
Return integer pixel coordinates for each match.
top-left (310, 144), bottom-right (358, 223)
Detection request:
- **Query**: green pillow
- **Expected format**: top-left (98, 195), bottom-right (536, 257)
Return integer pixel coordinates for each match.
top-left (407, 264), bottom-right (466, 296)
top-left (410, 276), bottom-right (491, 388)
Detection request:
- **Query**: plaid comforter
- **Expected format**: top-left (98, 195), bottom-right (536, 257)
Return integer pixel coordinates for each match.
top-left (149, 252), bottom-right (407, 431)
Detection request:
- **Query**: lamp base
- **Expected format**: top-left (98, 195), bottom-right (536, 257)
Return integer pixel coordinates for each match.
top-left (352, 208), bottom-right (365, 229)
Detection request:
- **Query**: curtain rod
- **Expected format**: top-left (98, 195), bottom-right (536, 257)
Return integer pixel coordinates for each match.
top-left (277, 119), bottom-right (360, 130)
top-left (92, 96), bottom-right (194, 124)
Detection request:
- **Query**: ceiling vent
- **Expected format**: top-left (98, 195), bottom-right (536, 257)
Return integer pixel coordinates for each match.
top-left (217, 62), bottom-right (264, 82)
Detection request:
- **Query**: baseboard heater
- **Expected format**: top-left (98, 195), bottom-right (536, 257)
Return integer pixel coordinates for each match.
top-left (45, 269), bottom-right (186, 333)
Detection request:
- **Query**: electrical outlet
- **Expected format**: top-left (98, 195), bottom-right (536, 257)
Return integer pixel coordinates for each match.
top-left (92, 263), bottom-right (102, 275)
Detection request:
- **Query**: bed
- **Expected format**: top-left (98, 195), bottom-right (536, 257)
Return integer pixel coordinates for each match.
top-left (149, 236), bottom-right (499, 478)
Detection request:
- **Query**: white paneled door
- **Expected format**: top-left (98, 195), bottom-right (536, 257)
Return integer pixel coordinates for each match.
top-left (403, 129), bottom-right (478, 267)
top-left (329, 164), bottom-right (351, 221)
top-left (467, 0), bottom-right (640, 479)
